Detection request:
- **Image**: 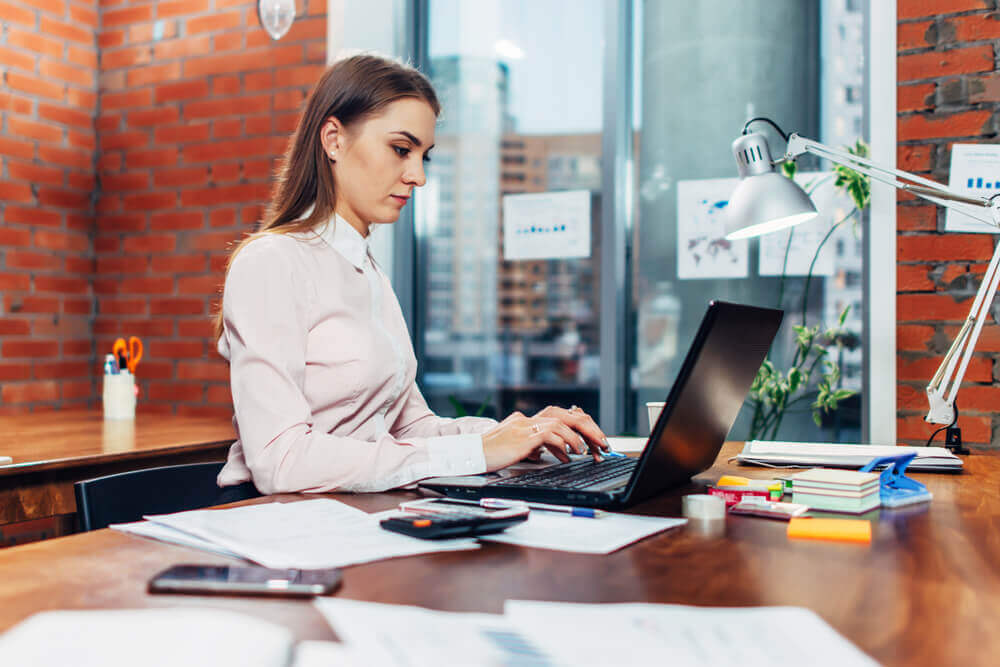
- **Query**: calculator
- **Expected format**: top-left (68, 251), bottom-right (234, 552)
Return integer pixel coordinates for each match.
top-left (379, 506), bottom-right (529, 540)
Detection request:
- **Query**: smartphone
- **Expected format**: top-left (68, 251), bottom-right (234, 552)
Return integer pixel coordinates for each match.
top-left (148, 564), bottom-right (342, 598)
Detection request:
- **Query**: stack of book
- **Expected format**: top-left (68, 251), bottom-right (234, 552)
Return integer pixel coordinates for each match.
top-left (790, 468), bottom-right (881, 514)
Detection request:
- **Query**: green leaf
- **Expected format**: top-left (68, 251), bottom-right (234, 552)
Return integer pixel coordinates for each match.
top-left (781, 159), bottom-right (797, 179)
top-left (833, 388), bottom-right (855, 401)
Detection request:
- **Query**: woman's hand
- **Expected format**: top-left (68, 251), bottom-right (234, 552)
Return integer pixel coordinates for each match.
top-left (481, 406), bottom-right (610, 472)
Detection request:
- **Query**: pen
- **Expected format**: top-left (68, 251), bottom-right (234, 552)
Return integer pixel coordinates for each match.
top-left (480, 498), bottom-right (606, 518)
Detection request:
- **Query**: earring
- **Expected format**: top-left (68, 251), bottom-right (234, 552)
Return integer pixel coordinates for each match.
top-left (329, 150), bottom-right (337, 160)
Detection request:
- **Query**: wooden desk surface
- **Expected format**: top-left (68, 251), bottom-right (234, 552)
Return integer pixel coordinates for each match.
top-left (0, 410), bottom-right (235, 530)
top-left (1, 442), bottom-right (998, 666)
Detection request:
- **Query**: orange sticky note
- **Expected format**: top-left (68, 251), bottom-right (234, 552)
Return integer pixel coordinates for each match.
top-left (787, 517), bottom-right (871, 544)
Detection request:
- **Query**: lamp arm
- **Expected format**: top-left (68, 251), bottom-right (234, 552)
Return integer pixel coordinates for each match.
top-left (780, 133), bottom-right (1000, 429)
top-left (785, 134), bottom-right (1000, 228)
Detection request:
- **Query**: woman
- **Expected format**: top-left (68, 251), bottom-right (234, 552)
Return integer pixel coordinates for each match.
top-left (215, 54), bottom-right (609, 494)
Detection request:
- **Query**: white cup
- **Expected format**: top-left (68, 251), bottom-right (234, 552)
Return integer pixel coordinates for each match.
top-left (103, 373), bottom-right (136, 420)
top-left (646, 401), bottom-right (665, 431)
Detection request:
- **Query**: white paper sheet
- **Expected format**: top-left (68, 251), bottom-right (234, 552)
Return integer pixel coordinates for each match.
top-left (606, 436), bottom-right (648, 453)
top-left (676, 177), bottom-right (749, 279)
top-left (141, 498), bottom-right (479, 569)
top-left (944, 143), bottom-right (1000, 232)
top-left (0, 456), bottom-right (12, 465)
top-left (739, 440), bottom-right (963, 470)
top-left (504, 600), bottom-right (878, 667)
top-left (502, 190), bottom-right (591, 260)
top-left (313, 599), bottom-right (557, 667)
top-left (111, 519), bottom-right (246, 559)
top-left (0, 608), bottom-right (293, 667)
top-left (312, 599), bottom-right (877, 667)
top-left (479, 510), bottom-right (686, 554)
top-left (292, 641), bottom-right (374, 667)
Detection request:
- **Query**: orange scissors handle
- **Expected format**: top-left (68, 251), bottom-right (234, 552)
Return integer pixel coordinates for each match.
top-left (127, 336), bottom-right (143, 374)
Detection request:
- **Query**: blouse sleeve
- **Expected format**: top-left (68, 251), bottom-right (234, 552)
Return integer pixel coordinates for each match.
top-left (392, 381), bottom-right (498, 439)
top-left (222, 237), bottom-right (487, 494)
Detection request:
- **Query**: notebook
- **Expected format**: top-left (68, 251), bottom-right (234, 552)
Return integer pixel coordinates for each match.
top-left (420, 301), bottom-right (783, 510)
top-left (737, 441), bottom-right (964, 472)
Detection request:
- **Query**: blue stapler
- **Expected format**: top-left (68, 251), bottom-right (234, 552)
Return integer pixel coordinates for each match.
top-left (859, 453), bottom-right (933, 508)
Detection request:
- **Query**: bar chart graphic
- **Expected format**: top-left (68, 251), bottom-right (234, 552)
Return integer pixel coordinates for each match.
top-left (945, 144), bottom-right (1000, 233)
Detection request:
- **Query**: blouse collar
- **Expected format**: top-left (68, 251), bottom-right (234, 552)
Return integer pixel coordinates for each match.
top-left (304, 204), bottom-right (371, 270)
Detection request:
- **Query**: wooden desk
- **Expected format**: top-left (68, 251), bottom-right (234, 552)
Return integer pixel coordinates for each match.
top-left (0, 442), bottom-right (997, 665)
top-left (0, 411), bottom-right (234, 544)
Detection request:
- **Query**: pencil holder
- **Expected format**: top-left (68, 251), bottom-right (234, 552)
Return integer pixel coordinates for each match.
top-left (103, 373), bottom-right (136, 420)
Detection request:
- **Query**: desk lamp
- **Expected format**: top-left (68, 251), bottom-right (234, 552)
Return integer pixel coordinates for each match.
top-left (726, 118), bottom-right (1000, 453)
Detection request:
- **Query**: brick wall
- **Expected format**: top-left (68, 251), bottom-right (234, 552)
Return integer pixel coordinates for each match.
top-left (94, 0), bottom-right (326, 416)
top-left (897, 0), bottom-right (1000, 447)
top-left (0, 0), bottom-right (98, 414)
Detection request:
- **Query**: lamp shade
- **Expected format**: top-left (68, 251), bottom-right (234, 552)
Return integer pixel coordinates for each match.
top-left (725, 132), bottom-right (818, 240)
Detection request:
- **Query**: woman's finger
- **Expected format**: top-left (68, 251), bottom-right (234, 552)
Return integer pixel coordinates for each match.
top-left (565, 407), bottom-right (610, 452)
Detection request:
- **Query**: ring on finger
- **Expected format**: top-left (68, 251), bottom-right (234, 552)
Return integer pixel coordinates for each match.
top-left (532, 423), bottom-right (541, 434)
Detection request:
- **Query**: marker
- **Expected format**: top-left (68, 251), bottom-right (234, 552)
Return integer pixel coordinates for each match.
top-left (480, 498), bottom-right (606, 518)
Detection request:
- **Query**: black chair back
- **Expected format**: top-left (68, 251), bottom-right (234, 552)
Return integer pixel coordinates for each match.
top-left (74, 462), bottom-right (260, 532)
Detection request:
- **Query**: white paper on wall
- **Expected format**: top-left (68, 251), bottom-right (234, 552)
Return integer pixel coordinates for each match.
top-left (676, 177), bottom-right (749, 279)
top-left (502, 190), bottom-right (591, 260)
top-left (758, 171), bottom-right (853, 277)
top-left (944, 143), bottom-right (1000, 233)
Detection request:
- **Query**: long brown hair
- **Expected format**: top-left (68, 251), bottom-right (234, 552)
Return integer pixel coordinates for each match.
top-left (213, 54), bottom-right (440, 341)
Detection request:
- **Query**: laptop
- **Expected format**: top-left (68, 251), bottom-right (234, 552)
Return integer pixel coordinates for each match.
top-left (420, 301), bottom-right (784, 510)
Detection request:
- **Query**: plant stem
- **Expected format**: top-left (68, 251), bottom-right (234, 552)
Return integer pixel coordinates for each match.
top-left (800, 209), bottom-right (858, 325)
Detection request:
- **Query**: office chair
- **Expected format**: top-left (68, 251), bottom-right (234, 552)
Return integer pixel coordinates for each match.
top-left (74, 462), bottom-right (261, 532)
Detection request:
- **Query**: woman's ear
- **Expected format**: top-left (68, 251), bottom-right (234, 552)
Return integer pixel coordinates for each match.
top-left (320, 116), bottom-right (344, 161)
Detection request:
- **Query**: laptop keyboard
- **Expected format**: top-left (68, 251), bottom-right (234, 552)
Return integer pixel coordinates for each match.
top-left (487, 456), bottom-right (637, 490)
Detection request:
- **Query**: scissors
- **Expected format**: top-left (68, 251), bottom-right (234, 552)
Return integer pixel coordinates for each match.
top-left (112, 336), bottom-right (143, 374)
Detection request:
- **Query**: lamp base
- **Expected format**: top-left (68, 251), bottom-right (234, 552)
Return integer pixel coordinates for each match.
top-left (944, 427), bottom-right (971, 456)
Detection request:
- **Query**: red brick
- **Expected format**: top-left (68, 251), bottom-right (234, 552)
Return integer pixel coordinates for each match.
top-left (177, 275), bottom-right (223, 295)
top-left (951, 13), bottom-right (1000, 42)
top-left (34, 361), bottom-right (89, 380)
top-left (98, 213), bottom-right (146, 232)
top-left (94, 318), bottom-right (174, 337)
top-left (209, 209), bottom-right (237, 228)
top-left (212, 162), bottom-right (240, 182)
top-left (6, 71), bottom-right (64, 100)
top-left (127, 62), bottom-right (182, 88)
top-left (176, 404), bottom-right (233, 418)
top-left (6, 27), bottom-right (61, 59)
top-left (0, 1), bottom-right (34, 26)
top-left (215, 32), bottom-right (243, 52)
top-left (896, 413), bottom-right (991, 444)
top-left (898, 83), bottom-right (934, 113)
top-left (898, 46), bottom-right (994, 82)
top-left (898, 293), bottom-right (977, 322)
top-left (898, 354), bottom-right (992, 382)
top-left (102, 130), bottom-right (148, 150)
top-left (115, 276), bottom-right (175, 294)
top-left (126, 148), bottom-right (178, 169)
top-left (153, 166), bottom-right (210, 188)
top-left (35, 229), bottom-right (88, 252)
top-left (99, 298), bottom-right (148, 315)
top-left (898, 20), bottom-right (934, 51)
top-left (6, 251), bottom-right (61, 271)
top-left (0, 90), bottom-right (34, 114)
top-left (184, 45), bottom-right (303, 78)
top-left (148, 382), bottom-right (206, 402)
top-left (154, 80), bottom-right (209, 104)
top-left (103, 89), bottom-right (152, 110)
top-left (187, 10), bottom-right (242, 35)
top-left (897, 144), bottom-right (934, 174)
top-left (122, 192), bottom-right (177, 212)
top-left (157, 0), bottom-right (207, 19)
top-left (897, 383), bottom-right (926, 410)
top-left (213, 75), bottom-right (241, 96)
top-left (62, 381), bottom-right (93, 400)
top-left (38, 102), bottom-right (92, 129)
top-left (150, 299), bottom-right (205, 316)
top-left (897, 233), bottom-right (994, 262)
top-left (245, 71), bottom-right (274, 92)
top-left (152, 35), bottom-right (211, 60)
top-left (37, 188), bottom-right (89, 209)
top-left (102, 172), bottom-right (150, 192)
top-left (123, 234), bottom-right (177, 254)
top-left (154, 123), bottom-right (211, 145)
top-left (69, 3), bottom-right (98, 27)
top-left (898, 0), bottom-right (994, 20)
top-left (0, 272), bottom-right (31, 290)
top-left (8, 117), bottom-right (62, 144)
top-left (0, 227), bottom-right (32, 246)
top-left (97, 256), bottom-right (149, 274)
top-left (2, 381), bottom-right (60, 404)
top-left (35, 276), bottom-right (89, 294)
top-left (0, 136), bottom-right (35, 161)
top-left (5, 206), bottom-right (61, 226)
top-left (151, 254), bottom-right (207, 273)
top-left (2, 340), bottom-right (60, 358)
top-left (103, 5), bottom-right (153, 27)
top-left (64, 255), bottom-right (93, 274)
top-left (7, 161), bottom-right (63, 186)
top-left (63, 298), bottom-right (92, 315)
top-left (40, 15), bottom-right (91, 44)
top-left (150, 210), bottom-right (205, 230)
top-left (898, 110), bottom-right (993, 141)
top-left (67, 45), bottom-right (98, 71)
top-left (206, 384), bottom-right (232, 404)
top-left (128, 20), bottom-right (177, 43)
top-left (38, 145), bottom-right (90, 170)
top-left (0, 362), bottom-right (31, 381)
top-left (180, 183), bottom-right (269, 207)
top-left (18, 296), bottom-right (60, 314)
top-left (0, 182), bottom-right (34, 203)
top-left (898, 264), bottom-right (934, 291)
top-left (39, 59), bottom-right (94, 88)
top-left (185, 95), bottom-right (270, 120)
top-left (98, 29), bottom-right (126, 49)
top-left (176, 360), bottom-right (228, 381)
top-left (0, 45), bottom-right (36, 73)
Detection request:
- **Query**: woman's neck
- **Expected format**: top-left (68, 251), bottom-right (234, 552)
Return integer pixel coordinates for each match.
top-left (334, 208), bottom-right (370, 237)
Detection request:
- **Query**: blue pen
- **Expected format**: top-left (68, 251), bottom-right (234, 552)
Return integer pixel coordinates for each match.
top-left (480, 498), bottom-right (606, 518)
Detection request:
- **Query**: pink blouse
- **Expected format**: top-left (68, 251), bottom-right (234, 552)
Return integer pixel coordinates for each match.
top-left (217, 212), bottom-right (495, 493)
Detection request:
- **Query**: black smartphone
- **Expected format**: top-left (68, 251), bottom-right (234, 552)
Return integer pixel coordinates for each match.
top-left (148, 564), bottom-right (342, 598)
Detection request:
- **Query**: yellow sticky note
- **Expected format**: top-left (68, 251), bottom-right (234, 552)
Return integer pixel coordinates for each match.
top-left (787, 517), bottom-right (872, 544)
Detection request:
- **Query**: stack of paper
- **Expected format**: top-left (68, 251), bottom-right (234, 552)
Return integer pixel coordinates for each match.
top-left (738, 441), bottom-right (963, 471)
top-left (112, 498), bottom-right (479, 569)
top-left (791, 468), bottom-right (881, 514)
top-left (313, 598), bottom-right (879, 666)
